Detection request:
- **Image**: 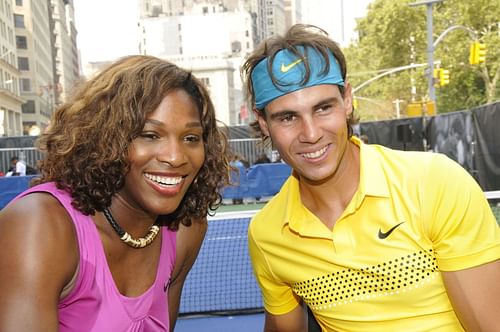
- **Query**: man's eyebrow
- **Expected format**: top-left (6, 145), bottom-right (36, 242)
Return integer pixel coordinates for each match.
top-left (312, 96), bottom-right (340, 109)
top-left (268, 96), bottom-right (341, 120)
top-left (269, 109), bottom-right (297, 120)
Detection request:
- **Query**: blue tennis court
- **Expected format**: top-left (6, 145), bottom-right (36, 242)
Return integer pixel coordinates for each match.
top-left (174, 210), bottom-right (265, 331)
top-left (176, 313), bottom-right (264, 331)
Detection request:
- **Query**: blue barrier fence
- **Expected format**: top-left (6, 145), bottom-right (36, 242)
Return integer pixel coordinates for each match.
top-left (221, 163), bottom-right (292, 200)
top-left (0, 175), bottom-right (37, 209)
top-left (0, 163), bottom-right (292, 209)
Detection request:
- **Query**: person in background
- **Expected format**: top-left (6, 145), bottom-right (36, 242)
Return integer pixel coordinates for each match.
top-left (5, 155), bottom-right (26, 176)
top-left (242, 24), bottom-right (499, 331)
top-left (229, 154), bottom-right (247, 204)
top-left (359, 134), bottom-right (369, 144)
top-left (254, 153), bottom-right (271, 164)
top-left (0, 55), bottom-right (231, 331)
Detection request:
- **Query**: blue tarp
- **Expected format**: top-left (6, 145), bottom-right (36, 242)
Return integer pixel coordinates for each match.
top-left (221, 163), bottom-right (291, 199)
top-left (0, 164), bottom-right (292, 209)
top-left (0, 176), bottom-right (36, 209)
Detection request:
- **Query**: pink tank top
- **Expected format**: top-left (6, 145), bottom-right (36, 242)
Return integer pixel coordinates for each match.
top-left (18, 182), bottom-right (177, 331)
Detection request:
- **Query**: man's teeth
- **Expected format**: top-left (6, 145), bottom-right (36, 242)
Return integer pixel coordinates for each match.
top-left (302, 146), bottom-right (327, 159)
top-left (145, 173), bottom-right (182, 185)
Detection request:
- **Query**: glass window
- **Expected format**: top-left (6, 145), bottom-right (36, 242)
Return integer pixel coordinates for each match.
top-left (15, 0), bottom-right (22, 6)
top-left (200, 77), bottom-right (210, 86)
top-left (16, 35), bottom-right (27, 49)
top-left (21, 100), bottom-right (35, 113)
top-left (14, 14), bottom-right (24, 28)
top-left (18, 56), bottom-right (29, 70)
top-left (20, 78), bottom-right (30, 91)
top-left (22, 121), bottom-right (36, 135)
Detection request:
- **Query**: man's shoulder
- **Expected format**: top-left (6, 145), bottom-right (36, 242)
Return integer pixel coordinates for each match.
top-left (368, 144), bottom-right (453, 172)
top-left (250, 181), bottom-right (292, 231)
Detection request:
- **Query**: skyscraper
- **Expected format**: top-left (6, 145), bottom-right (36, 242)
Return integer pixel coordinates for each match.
top-left (12, 0), bottom-right (79, 135)
top-left (0, 0), bottom-right (22, 136)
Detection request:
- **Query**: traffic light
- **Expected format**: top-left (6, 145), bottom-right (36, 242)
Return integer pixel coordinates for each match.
top-left (439, 68), bottom-right (450, 86)
top-left (352, 96), bottom-right (358, 110)
top-left (470, 41), bottom-right (486, 64)
top-left (433, 68), bottom-right (440, 87)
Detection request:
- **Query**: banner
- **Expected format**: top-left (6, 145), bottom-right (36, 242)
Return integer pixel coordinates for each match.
top-left (471, 103), bottom-right (500, 191)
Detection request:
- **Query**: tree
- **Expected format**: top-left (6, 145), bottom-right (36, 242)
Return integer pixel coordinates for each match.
top-left (345, 0), bottom-right (500, 119)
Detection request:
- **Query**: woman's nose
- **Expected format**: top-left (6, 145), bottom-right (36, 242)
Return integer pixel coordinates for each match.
top-left (156, 140), bottom-right (187, 167)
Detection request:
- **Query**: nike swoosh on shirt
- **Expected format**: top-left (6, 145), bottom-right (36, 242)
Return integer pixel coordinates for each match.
top-left (280, 58), bottom-right (303, 73)
top-left (378, 222), bottom-right (405, 239)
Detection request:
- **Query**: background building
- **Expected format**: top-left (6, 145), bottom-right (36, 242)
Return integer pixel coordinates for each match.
top-left (1, 0), bottom-right (81, 137)
top-left (49, 0), bottom-right (79, 107)
top-left (0, 0), bottom-right (23, 136)
top-left (139, 0), bottom-right (259, 125)
top-left (14, 0), bottom-right (54, 135)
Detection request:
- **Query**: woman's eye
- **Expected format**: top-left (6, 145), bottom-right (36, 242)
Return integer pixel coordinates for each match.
top-left (140, 132), bottom-right (159, 140)
top-left (185, 134), bottom-right (201, 143)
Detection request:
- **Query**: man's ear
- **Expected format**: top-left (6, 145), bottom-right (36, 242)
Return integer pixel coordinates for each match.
top-left (254, 108), bottom-right (270, 137)
top-left (343, 82), bottom-right (353, 116)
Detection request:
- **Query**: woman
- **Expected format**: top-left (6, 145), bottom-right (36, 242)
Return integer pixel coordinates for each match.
top-left (0, 55), bottom-right (230, 331)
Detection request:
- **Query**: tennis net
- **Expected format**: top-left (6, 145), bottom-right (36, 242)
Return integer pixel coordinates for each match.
top-left (179, 210), bottom-right (263, 316)
top-left (179, 191), bottom-right (500, 316)
top-left (486, 190), bottom-right (500, 225)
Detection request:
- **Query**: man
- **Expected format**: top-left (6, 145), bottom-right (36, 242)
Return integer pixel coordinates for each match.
top-left (5, 156), bottom-right (26, 176)
top-left (242, 24), bottom-right (500, 331)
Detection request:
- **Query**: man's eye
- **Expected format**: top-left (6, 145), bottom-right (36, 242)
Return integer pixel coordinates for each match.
top-left (279, 114), bottom-right (295, 123)
top-left (317, 104), bottom-right (332, 113)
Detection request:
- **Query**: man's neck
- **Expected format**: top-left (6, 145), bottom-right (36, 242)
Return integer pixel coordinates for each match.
top-left (298, 141), bottom-right (361, 229)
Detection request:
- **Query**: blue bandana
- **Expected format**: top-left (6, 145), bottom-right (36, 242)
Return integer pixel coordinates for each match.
top-left (251, 46), bottom-right (344, 109)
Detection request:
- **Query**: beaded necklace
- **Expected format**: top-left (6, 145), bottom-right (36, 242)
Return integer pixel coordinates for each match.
top-left (103, 208), bottom-right (160, 248)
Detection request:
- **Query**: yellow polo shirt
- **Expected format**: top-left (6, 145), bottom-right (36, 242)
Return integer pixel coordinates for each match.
top-left (248, 137), bottom-right (500, 331)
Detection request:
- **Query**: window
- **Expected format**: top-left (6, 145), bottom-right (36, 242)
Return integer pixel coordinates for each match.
top-left (231, 41), bottom-right (241, 53)
top-left (22, 121), bottom-right (36, 135)
top-left (16, 35), bottom-right (27, 49)
top-left (14, 14), bottom-right (24, 28)
top-left (22, 100), bottom-right (35, 113)
top-left (20, 78), bottom-right (30, 91)
top-left (18, 56), bottom-right (29, 70)
top-left (15, 0), bottom-right (22, 6)
top-left (200, 77), bottom-right (210, 86)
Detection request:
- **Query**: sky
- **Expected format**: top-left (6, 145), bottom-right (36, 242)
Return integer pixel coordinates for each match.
top-left (73, 0), bottom-right (373, 66)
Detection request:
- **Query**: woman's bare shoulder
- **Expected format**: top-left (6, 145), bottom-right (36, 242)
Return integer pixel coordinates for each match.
top-left (0, 192), bottom-right (79, 299)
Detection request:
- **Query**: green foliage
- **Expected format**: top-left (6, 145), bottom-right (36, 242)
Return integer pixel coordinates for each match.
top-left (346, 0), bottom-right (500, 119)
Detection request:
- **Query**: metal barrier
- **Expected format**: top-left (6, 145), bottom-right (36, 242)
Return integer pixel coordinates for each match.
top-left (0, 139), bottom-right (268, 174)
top-left (0, 148), bottom-right (44, 174)
top-left (228, 138), bottom-right (270, 165)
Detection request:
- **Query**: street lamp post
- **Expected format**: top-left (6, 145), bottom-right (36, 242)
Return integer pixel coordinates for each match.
top-left (409, 0), bottom-right (444, 105)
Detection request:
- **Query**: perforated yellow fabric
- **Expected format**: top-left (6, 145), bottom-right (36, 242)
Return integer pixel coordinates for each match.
top-left (248, 137), bottom-right (500, 331)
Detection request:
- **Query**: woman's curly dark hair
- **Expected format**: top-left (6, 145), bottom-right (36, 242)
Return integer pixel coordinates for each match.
top-left (33, 55), bottom-right (231, 229)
